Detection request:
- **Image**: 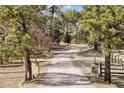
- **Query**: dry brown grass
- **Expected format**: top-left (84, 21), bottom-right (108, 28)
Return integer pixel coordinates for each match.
top-left (0, 66), bottom-right (24, 88)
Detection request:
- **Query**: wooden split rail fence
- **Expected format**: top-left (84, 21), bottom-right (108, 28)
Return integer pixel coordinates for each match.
top-left (99, 52), bottom-right (124, 77)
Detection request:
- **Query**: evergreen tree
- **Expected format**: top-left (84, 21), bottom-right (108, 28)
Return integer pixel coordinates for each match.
top-left (0, 5), bottom-right (45, 81)
top-left (80, 5), bottom-right (124, 83)
top-left (63, 9), bottom-right (81, 43)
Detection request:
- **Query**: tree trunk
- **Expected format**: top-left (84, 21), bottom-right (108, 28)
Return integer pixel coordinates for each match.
top-left (50, 6), bottom-right (55, 45)
top-left (104, 51), bottom-right (111, 83)
top-left (20, 15), bottom-right (32, 81)
top-left (24, 48), bottom-right (32, 81)
top-left (94, 40), bottom-right (98, 51)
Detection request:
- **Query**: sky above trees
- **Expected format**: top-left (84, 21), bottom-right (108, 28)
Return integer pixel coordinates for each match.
top-left (63, 5), bottom-right (83, 11)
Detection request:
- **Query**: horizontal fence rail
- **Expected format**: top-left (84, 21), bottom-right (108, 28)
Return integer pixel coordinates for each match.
top-left (99, 52), bottom-right (124, 77)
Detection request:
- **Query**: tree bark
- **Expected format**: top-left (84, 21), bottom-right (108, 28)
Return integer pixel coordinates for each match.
top-left (20, 14), bottom-right (32, 81)
top-left (50, 5), bottom-right (55, 44)
top-left (94, 40), bottom-right (98, 51)
top-left (104, 51), bottom-right (111, 83)
top-left (24, 48), bottom-right (32, 81)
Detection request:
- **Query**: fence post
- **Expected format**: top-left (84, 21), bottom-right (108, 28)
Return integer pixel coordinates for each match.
top-left (91, 57), bottom-right (99, 82)
top-left (118, 57), bottom-right (120, 64)
top-left (111, 53), bottom-right (113, 63)
top-left (120, 59), bottom-right (124, 69)
top-left (115, 55), bottom-right (117, 63)
top-left (37, 62), bottom-right (40, 74)
top-left (99, 62), bottom-right (102, 77)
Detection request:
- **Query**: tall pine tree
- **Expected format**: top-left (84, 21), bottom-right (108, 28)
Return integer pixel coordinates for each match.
top-left (81, 5), bottom-right (124, 83)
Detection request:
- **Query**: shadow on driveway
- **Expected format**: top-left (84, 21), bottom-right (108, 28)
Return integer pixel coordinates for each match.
top-left (31, 72), bottom-right (91, 86)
